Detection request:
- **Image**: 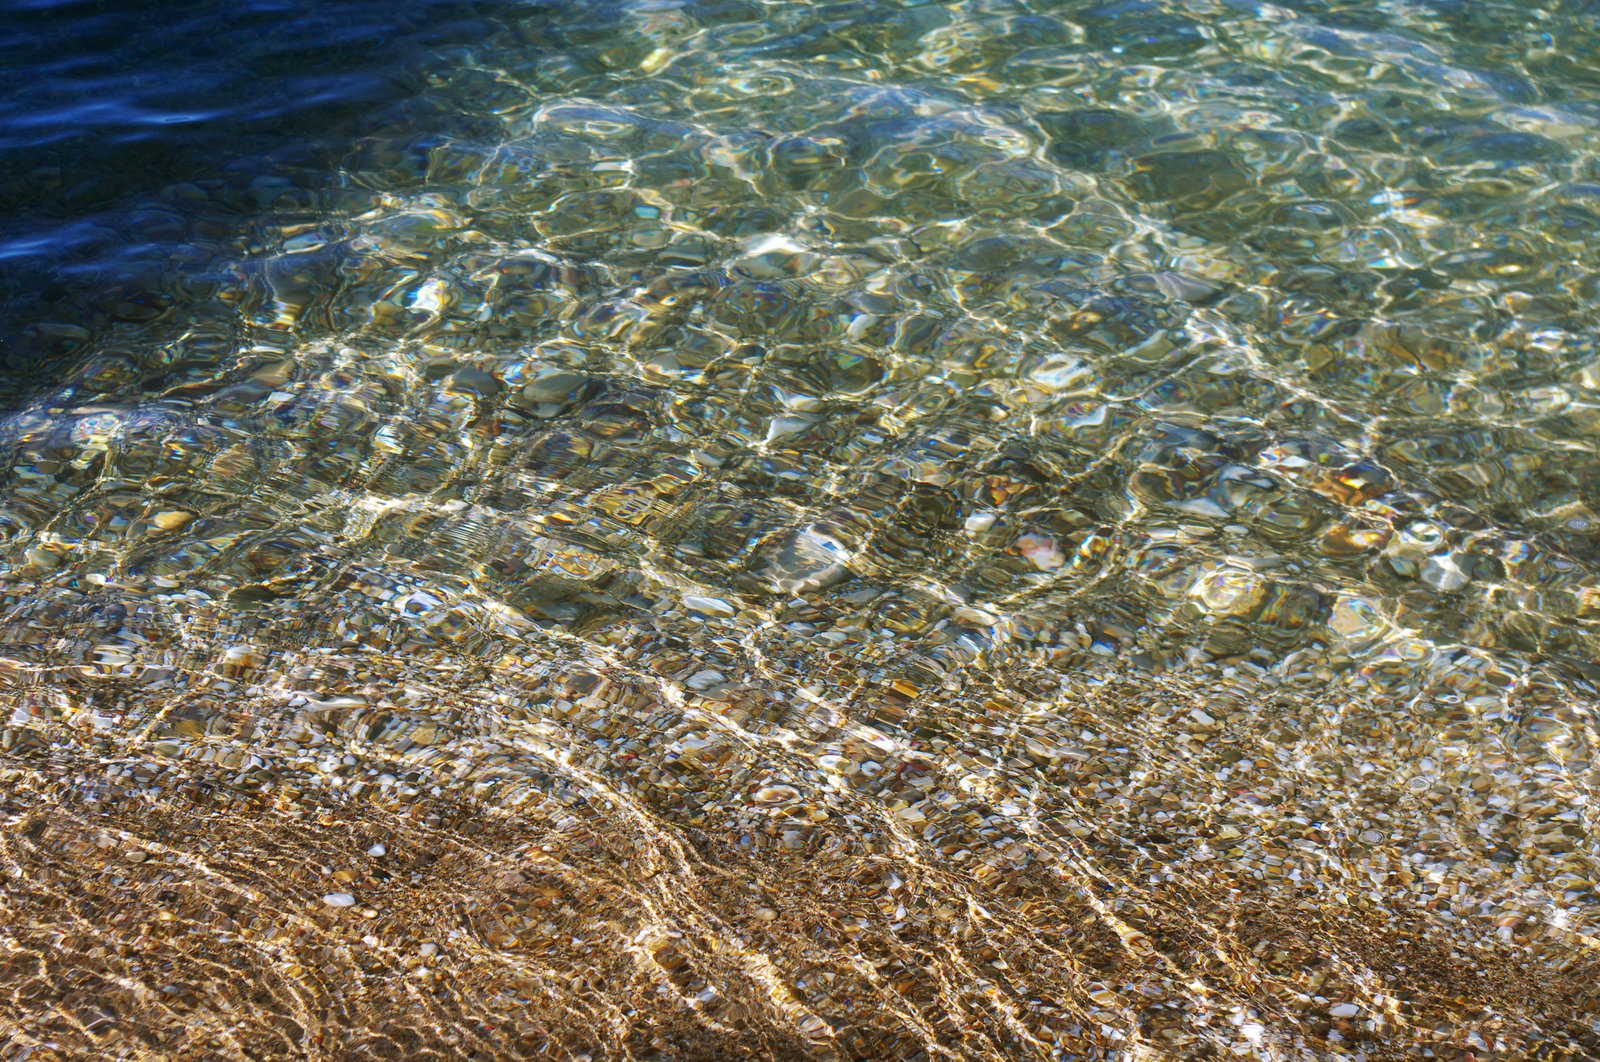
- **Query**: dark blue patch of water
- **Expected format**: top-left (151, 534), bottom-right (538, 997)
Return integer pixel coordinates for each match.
top-left (0, 0), bottom-right (563, 398)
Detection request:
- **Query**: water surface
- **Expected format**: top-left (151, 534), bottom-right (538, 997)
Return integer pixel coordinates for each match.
top-left (4, 0), bottom-right (1600, 1058)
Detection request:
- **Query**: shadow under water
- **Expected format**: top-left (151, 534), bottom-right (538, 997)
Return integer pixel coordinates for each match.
top-left (4, 0), bottom-right (1600, 1058)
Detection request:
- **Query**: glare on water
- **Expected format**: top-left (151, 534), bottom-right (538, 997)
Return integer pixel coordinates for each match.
top-left (4, 0), bottom-right (1600, 1057)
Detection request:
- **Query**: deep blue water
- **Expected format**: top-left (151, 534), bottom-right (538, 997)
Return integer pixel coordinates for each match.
top-left (0, 0), bottom-right (532, 394)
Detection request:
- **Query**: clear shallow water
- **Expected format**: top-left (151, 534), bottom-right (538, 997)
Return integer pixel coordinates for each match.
top-left (6, 0), bottom-right (1600, 1059)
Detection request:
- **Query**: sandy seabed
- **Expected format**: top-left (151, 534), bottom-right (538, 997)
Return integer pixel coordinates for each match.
top-left (1, 610), bottom-right (1597, 1062)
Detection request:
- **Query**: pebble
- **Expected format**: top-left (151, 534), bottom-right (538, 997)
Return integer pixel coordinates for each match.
top-left (323, 893), bottom-right (357, 908)
top-left (685, 669), bottom-right (725, 691)
top-left (681, 596), bottom-right (736, 617)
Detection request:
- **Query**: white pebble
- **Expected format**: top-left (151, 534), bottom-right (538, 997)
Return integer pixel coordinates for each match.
top-left (682, 595), bottom-right (736, 617)
top-left (323, 893), bottom-right (357, 908)
top-left (685, 669), bottom-right (725, 691)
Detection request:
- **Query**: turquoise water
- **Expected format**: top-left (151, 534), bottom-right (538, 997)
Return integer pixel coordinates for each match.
top-left (5, 0), bottom-right (1600, 1058)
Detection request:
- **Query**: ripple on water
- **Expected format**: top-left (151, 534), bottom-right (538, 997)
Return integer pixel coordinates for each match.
top-left (5, 0), bottom-right (1600, 1056)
